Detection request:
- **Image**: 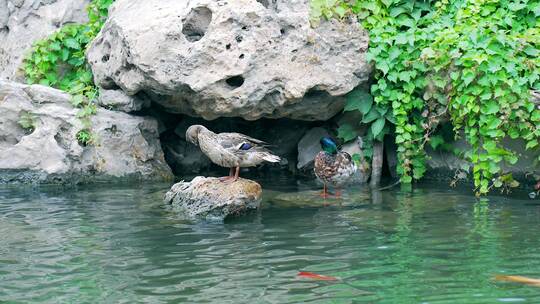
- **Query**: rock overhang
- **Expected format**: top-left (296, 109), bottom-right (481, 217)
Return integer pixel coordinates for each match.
top-left (87, 0), bottom-right (372, 121)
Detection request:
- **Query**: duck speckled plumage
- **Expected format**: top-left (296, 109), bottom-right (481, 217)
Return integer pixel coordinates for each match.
top-left (314, 137), bottom-right (357, 197)
top-left (186, 125), bottom-right (280, 181)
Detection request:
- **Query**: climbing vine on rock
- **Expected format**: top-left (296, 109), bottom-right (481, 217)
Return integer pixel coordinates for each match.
top-left (311, 0), bottom-right (540, 195)
top-left (23, 0), bottom-right (114, 145)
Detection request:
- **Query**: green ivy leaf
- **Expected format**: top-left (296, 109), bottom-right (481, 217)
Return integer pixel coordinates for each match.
top-left (523, 46), bottom-right (539, 57)
top-left (385, 111), bottom-right (397, 124)
top-left (486, 117), bottom-right (502, 129)
top-left (508, 2), bottom-right (526, 11)
top-left (526, 140), bottom-right (538, 150)
top-left (61, 48), bottom-right (70, 61)
top-left (482, 101), bottom-right (499, 114)
top-left (429, 135), bottom-right (445, 150)
top-left (362, 107), bottom-right (381, 123)
top-left (377, 61), bottom-right (390, 75)
top-left (371, 117), bottom-right (386, 138)
top-left (462, 71), bottom-right (476, 86)
top-left (395, 33), bottom-right (408, 45)
top-left (64, 38), bottom-right (81, 50)
top-left (49, 42), bottom-right (62, 51)
top-left (337, 124), bottom-right (358, 142)
top-left (334, 6), bottom-right (347, 17)
top-left (345, 89), bottom-right (373, 114)
top-left (401, 175), bottom-right (412, 183)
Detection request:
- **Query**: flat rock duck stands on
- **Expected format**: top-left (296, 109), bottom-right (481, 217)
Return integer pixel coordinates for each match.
top-left (185, 125), bottom-right (280, 182)
top-left (314, 137), bottom-right (358, 198)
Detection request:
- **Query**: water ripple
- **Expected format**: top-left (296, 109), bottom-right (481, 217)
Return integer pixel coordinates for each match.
top-left (1, 183), bottom-right (540, 303)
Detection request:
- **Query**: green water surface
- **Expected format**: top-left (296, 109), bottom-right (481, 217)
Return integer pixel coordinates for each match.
top-left (1, 177), bottom-right (540, 303)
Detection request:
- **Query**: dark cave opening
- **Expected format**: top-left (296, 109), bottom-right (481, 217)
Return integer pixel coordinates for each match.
top-left (140, 106), bottom-right (397, 187)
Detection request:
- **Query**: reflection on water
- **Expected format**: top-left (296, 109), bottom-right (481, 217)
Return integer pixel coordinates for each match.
top-left (1, 179), bottom-right (540, 303)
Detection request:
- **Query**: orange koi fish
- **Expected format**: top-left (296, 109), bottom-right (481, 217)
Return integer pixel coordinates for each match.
top-left (298, 271), bottom-right (339, 281)
top-left (494, 275), bottom-right (540, 287)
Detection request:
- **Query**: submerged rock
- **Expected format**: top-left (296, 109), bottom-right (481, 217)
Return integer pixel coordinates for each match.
top-left (267, 189), bottom-right (370, 208)
top-left (0, 0), bottom-right (89, 80)
top-left (0, 80), bottom-right (173, 184)
top-left (164, 177), bottom-right (262, 220)
top-left (87, 0), bottom-right (371, 120)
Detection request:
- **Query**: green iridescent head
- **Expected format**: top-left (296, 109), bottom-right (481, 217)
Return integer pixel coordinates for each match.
top-left (320, 137), bottom-right (338, 154)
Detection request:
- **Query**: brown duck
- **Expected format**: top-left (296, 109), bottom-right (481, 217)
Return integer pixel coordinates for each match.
top-left (186, 125), bottom-right (280, 182)
top-left (314, 137), bottom-right (357, 198)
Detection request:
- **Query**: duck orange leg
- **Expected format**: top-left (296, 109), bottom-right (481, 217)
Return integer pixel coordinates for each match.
top-left (232, 166), bottom-right (240, 182)
top-left (219, 168), bottom-right (235, 182)
top-left (319, 184), bottom-right (328, 199)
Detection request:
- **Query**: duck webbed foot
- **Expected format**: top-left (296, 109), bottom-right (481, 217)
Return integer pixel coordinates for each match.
top-left (219, 167), bottom-right (240, 183)
top-left (219, 168), bottom-right (235, 182)
top-left (319, 186), bottom-right (342, 199)
top-left (319, 184), bottom-right (329, 199)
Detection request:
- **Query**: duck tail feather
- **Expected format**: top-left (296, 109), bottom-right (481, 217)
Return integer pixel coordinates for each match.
top-left (263, 154), bottom-right (281, 163)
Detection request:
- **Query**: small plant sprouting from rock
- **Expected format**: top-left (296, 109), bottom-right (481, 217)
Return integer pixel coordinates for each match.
top-left (76, 129), bottom-right (93, 146)
top-left (23, 0), bottom-right (114, 145)
top-left (18, 112), bottom-right (36, 134)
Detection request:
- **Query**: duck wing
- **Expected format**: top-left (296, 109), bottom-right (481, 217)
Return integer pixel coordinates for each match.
top-left (216, 132), bottom-right (280, 164)
top-left (218, 132), bottom-right (270, 146)
top-left (339, 151), bottom-right (353, 163)
top-left (314, 151), bottom-right (356, 185)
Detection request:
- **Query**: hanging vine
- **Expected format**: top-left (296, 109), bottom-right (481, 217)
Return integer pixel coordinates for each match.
top-left (311, 0), bottom-right (540, 195)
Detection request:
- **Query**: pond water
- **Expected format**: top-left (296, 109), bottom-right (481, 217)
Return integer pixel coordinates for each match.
top-left (1, 176), bottom-right (540, 303)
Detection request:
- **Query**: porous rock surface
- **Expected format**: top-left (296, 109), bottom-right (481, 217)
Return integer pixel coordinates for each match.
top-left (87, 0), bottom-right (371, 120)
top-left (0, 80), bottom-right (173, 183)
top-left (164, 176), bottom-right (262, 220)
top-left (0, 0), bottom-right (90, 80)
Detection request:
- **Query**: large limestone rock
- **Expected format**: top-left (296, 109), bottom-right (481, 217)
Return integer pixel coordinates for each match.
top-left (164, 177), bottom-right (262, 220)
top-left (0, 80), bottom-right (173, 183)
top-left (87, 0), bottom-right (371, 121)
top-left (0, 0), bottom-right (90, 80)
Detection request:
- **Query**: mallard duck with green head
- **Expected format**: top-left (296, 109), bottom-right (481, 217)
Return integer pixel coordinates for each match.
top-left (314, 137), bottom-right (357, 198)
top-left (186, 125), bottom-right (281, 182)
